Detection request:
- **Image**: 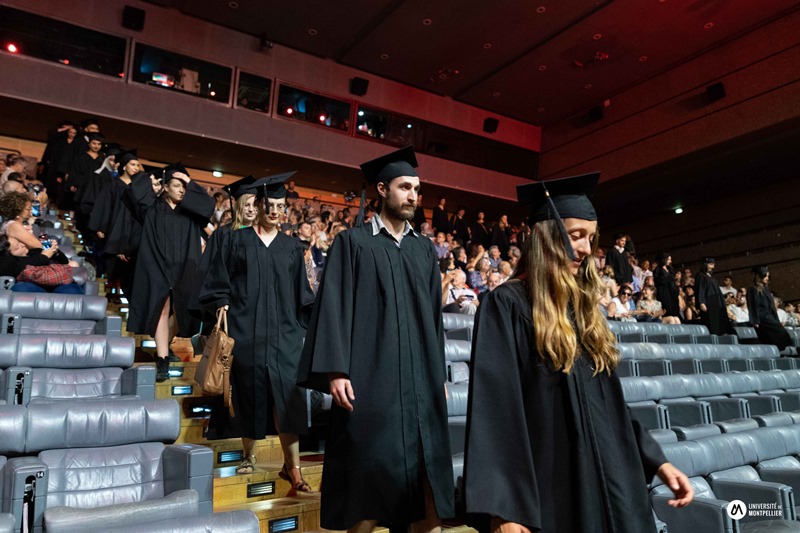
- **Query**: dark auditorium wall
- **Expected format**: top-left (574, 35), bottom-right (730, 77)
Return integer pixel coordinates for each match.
top-left (538, 9), bottom-right (800, 183)
top-left (0, 0), bottom-right (539, 201)
top-left (602, 177), bottom-right (800, 302)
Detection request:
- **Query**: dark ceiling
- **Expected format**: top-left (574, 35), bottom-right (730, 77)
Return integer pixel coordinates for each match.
top-left (144, 0), bottom-right (800, 126)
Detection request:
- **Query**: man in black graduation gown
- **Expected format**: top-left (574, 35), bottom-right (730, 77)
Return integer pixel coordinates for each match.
top-left (298, 146), bottom-right (454, 533)
top-left (464, 174), bottom-right (693, 533)
top-left (695, 258), bottom-right (734, 336)
top-left (449, 206), bottom-right (470, 246)
top-left (607, 232), bottom-right (633, 286)
top-left (431, 195), bottom-right (449, 235)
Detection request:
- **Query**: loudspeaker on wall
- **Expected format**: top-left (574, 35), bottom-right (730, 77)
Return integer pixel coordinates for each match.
top-left (483, 117), bottom-right (499, 133)
top-left (122, 6), bottom-right (146, 31)
top-left (706, 82), bottom-right (726, 103)
top-left (350, 77), bottom-right (369, 96)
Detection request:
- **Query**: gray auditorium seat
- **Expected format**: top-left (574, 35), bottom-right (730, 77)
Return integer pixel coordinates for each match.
top-left (0, 335), bottom-right (151, 404)
top-left (442, 313), bottom-right (474, 341)
top-left (2, 442), bottom-right (222, 533)
top-left (444, 339), bottom-right (471, 383)
top-left (0, 292), bottom-right (119, 336)
top-left (445, 382), bottom-right (469, 455)
top-left (735, 326), bottom-right (759, 344)
top-left (0, 513), bottom-right (12, 533)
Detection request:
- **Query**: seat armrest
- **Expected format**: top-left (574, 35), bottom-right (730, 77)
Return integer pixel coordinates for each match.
top-left (444, 327), bottom-right (471, 342)
top-left (699, 397), bottom-right (749, 423)
top-left (728, 394), bottom-right (780, 416)
top-left (758, 468), bottom-right (800, 495)
top-left (82, 281), bottom-right (100, 296)
top-left (121, 367), bottom-right (156, 400)
top-left (163, 444), bottom-right (214, 515)
top-left (0, 277), bottom-right (14, 290)
top-left (651, 494), bottom-right (734, 533)
top-left (93, 315), bottom-right (122, 336)
top-left (628, 403), bottom-right (669, 430)
top-left (709, 479), bottom-right (795, 521)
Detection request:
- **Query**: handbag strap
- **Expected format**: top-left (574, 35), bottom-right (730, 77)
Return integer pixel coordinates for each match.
top-left (216, 307), bottom-right (229, 334)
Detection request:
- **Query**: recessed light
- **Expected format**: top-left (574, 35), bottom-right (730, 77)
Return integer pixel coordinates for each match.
top-left (704, 22), bottom-right (714, 29)
top-left (584, 83), bottom-right (593, 89)
top-left (538, 107), bottom-right (545, 113)
top-left (212, 171), bottom-right (223, 178)
top-left (491, 91), bottom-right (501, 97)
top-left (639, 55), bottom-right (648, 62)
top-left (483, 42), bottom-right (492, 50)
top-left (593, 33), bottom-right (602, 40)
top-left (422, 18), bottom-right (433, 26)
top-left (380, 53), bottom-right (389, 60)
top-left (438, 73), bottom-right (448, 80)
top-left (308, 28), bottom-right (318, 36)
top-left (228, 1), bottom-right (238, 8)
top-left (536, 6), bottom-right (546, 14)
top-left (538, 64), bottom-right (547, 71)
top-left (675, 207), bottom-right (684, 214)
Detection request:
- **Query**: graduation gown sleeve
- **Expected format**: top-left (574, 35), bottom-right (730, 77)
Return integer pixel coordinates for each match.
top-left (127, 172), bottom-right (157, 221)
top-left (178, 181), bottom-right (215, 224)
top-left (464, 286), bottom-right (543, 529)
top-left (297, 232), bottom-right (355, 392)
top-left (197, 234), bottom-right (234, 312)
top-left (88, 182), bottom-right (114, 234)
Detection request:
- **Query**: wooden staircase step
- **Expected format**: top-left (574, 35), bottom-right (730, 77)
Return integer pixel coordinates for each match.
top-left (214, 494), bottom-right (321, 532)
top-left (200, 436), bottom-right (283, 468)
top-left (214, 459), bottom-right (323, 505)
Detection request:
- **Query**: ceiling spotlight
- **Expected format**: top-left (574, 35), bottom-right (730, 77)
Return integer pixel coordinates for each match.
top-left (704, 22), bottom-right (714, 29)
top-left (593, 33), bottom-right (602, 40)
top-left (536, 6), bottom-right (546, 14)
top-left (308, 28), bottom-right (318, 36)
top-left (228, 1), bottom-right (239, 8)
top-left (483, 42), bottom-right (492, 50)
top-left (491, 91), bottom-right (501, 97)
top-left (212, 171), bottom-right (223, 178)
top-left (537, 107), bottom-right (545, 113)
top-left (380, 53), bottom-right (389, 60)
top-left (639, 55), bottom-right (648, 62)
top-left (422, 18), bottom-right (433, 25)
top-left (584, 83), bottom-right (593, 89)
top-left (675, 207), bottom-right (684, 214)
top-left (538, 64), bottom-right (547, 71)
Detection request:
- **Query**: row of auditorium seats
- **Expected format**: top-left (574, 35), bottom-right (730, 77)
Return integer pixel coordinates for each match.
top-left (623, 370), bottom-right (800, 432)
top-left (0, 280), bottom-right (258, 531)
top-left (654, 425), bottom-right (800, 531)
top-left (608, 320), bottom-right (738, 345)
top-left (617, 342), bottom-right (793, 377)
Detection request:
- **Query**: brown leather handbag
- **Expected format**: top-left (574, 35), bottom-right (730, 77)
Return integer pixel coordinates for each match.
top-left (195, 308), bottom-right (235, 416)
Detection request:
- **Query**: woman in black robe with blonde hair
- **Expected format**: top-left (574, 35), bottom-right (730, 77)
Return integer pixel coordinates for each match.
top-left (199, 173), bottom-right (315, 490)
top-left (464, 173), bottom-right (693, 533)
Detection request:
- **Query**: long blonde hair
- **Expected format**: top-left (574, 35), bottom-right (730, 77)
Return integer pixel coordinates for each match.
top-left (515, 219), bottom-right (618, 375)
top-left (232, 193), bottom-right (256, 229)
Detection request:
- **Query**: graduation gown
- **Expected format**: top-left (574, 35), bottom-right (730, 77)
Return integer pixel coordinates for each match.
top-left (747, 285), bottom-right (792, 350)
top-left (464, 281), bottom-right (667, 533)
top-left (432, 206), bottom-right (450, 234)
top-left (695, 272), bottom-right (733, 335)
top-left (75, 166), bottom-right (113, 215)
top-left (607, 247), bottom-right (633, 285)
top-left (126, 175), bottom-right (214, 337)
top-left (298, 223), bottom-right (455, 529)
top-left (199, 229), bottom-right (315, 439)
top-left (65, 151), bottom-right (102, 213)
top-left (88, 176), bottom-right (142, 257)
top-left (470, 221), bottom-right (491, 250)
top-left (654, 266), bottom-right (680, 318)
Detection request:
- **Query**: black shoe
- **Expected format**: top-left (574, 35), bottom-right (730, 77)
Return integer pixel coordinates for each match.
top-left (155, 357), bottom-right (170, 382)
top-left (167, 350), bottom-right (181, 362)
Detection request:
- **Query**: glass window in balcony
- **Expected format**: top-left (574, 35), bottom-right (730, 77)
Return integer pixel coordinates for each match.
top-left (276, 85), bottom-right (350, 131)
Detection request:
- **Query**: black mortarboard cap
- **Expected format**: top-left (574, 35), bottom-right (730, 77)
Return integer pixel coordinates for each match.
top-left (161, 162), bottom-right (189, 183)
top-left (751, 265), bottom-right (769, 277)
top-left (86, 132), bottom-right (105, 143)
top-left (359, 145), bottom-right (418, 185)
top-left (516, 172), bottom-right (600, 261)
top-left (80, 117), bottom-right (99, 129)
top-left (117, 149), bottom-right (139, 167)
top-left (703, 257), bottom-right (716, 264)
top-left (251, 172), bottom-right (297, 199)
top-left (223, 175), bottom-right (257, 199)
top-left (103, 143), bottom-right (123, 157)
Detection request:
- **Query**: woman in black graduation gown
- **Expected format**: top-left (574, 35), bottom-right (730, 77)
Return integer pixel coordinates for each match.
top-left (89, 150), bottom-right (142, 302)
top-left (126, 163), bottom-right (214, 381)
top-left (464, 174), bottom-right (693, 533)
top-left (199, 173), bottom-right (315, 490)
top-left (747, 265), bottom-right (792, 351)
top-left (654, 252), bottom-right (681, 320)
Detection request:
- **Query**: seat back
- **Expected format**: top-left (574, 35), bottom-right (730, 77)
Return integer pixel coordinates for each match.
top-left (42, 443), bottom-right (166, 509)
top-left (0, 335), bottom-right (135, 369)
top-left (29, 368), bottom-right (124, 400)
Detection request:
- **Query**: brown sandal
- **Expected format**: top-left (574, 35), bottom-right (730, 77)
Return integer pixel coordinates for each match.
top-left (279, 464), bottom-right (313, 492)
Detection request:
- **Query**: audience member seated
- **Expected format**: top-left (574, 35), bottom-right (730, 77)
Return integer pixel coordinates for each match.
top-left (467, 256), bottom-right (491, 293)
top-left (442, 269), bottom-right (479, 315)
top-left (607, 283), bottom-right (636, 321)
top-left (434, 231), bottom-right (450, 259)
top-left (0, 235), bottom-right (82, 293)
top-left (636, 285), bottom-right (680, 324)
top-left (0, 192), bottom-right (44, 252)
top-left (486, 245), bottom-right (502, 269)
top-left (728, 288), bottom-right (750, 325)
top-left (719, 275), bottom-right (736, 297)
top-left (784, 301), bottom-right (800, 327)
top-left (683, 293), bottom-right (701, 324)
top-left (507, 245), bottom-right (521, 270)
